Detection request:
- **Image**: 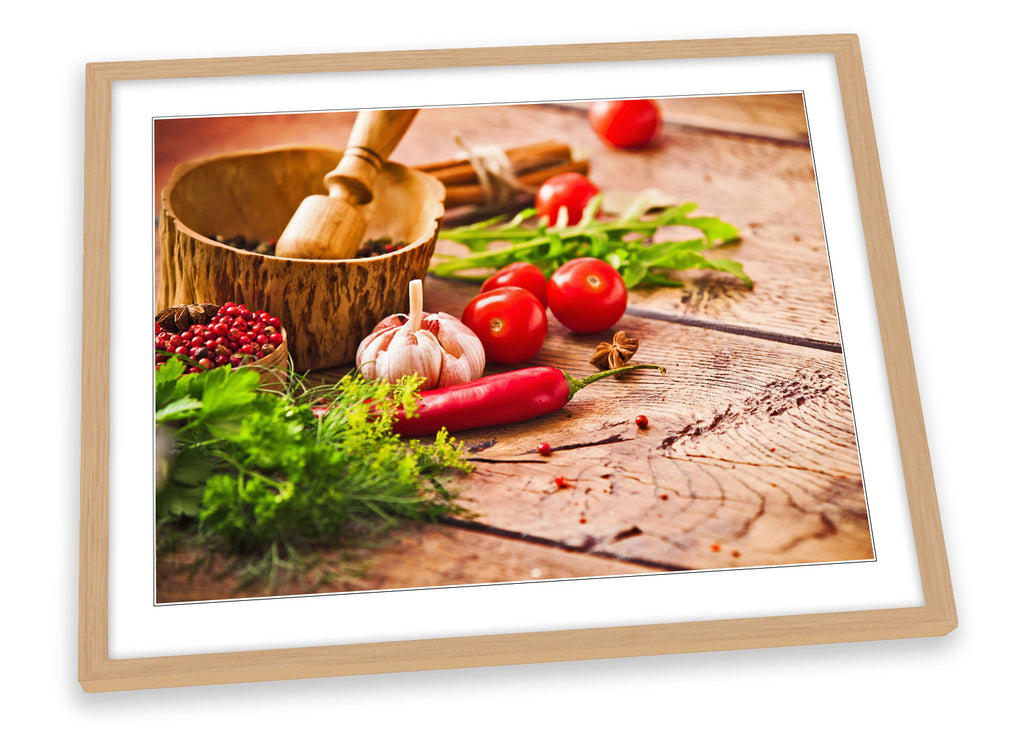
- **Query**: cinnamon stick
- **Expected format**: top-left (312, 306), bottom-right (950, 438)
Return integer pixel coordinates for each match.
top-left (417, 140), bottom-right (573, 186)
top-left (441, 159), bottom-right (590, 208)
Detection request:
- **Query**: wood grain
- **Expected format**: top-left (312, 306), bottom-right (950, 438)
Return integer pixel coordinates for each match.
top-left (414, 282), bottom-right (870, 569)
top-left (404, 102), bottom-right (838, 344)
top-left (154, 97), bottom-right (862, 586)
top-left (157, 523), bottom-right (658, 603)
top-left (563, 94), bottom-right (811, 144)
top-left (156, 96), bottom-right (839, 345)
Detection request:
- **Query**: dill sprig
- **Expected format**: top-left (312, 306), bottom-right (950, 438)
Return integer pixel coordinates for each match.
top-left (155, 358), bottom-right (472, 560)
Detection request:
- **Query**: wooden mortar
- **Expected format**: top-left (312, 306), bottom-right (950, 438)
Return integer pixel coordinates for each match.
top-left (158, 145), bottom-right (445, 371)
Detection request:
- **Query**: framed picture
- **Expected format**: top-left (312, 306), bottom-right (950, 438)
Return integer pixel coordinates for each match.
top-left (79, 34), bottom-right (955, 692)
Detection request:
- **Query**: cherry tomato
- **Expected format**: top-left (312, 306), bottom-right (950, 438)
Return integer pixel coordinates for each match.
top-left (481, 262), bottom-right (548, 306)
top-left (534, 172), bottom-right (600, 226)
top-left (546, 257), bottom-right (627, 333)
top-left (461, 286), bottom-right (547, 364)
top-left (588, 99), bottom-right (662, 149)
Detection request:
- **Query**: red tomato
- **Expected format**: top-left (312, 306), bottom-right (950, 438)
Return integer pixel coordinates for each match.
top-left (481, 262), bottom-right (548, 306)
top-left (546, 258), bottom-right (627, 333)
top-left (461, 286), bottom-right (547, 364)
top-left (588, 99), bottom-right (662, 149)
top-left (534, 172), bottom-right (600, 226)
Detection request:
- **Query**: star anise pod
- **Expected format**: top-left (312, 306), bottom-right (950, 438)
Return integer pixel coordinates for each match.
top-left (155, 303), bottom-right (219, 333)
top-left (589, 331), bottom-right (640, 370)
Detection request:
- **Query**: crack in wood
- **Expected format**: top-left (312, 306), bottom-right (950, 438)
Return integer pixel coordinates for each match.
top-left (625, 305), bottom-right (842, 353)
top-left (547, 433), bottom-right (628, 453)
top-left (466, 438), bottom-right (498, 453)
top-left (543, 102), bottom-right (812, 149)
top-left (659, 368), bottom-right (840, 454)
top-left (612, 526), bottom-right (644, 542)
top-left (776, 512), bottom-right (844, 553)
top-left (439, 516), bottom-right (682, 572)
top-left (468, 433), bottom-right (633, 463)
top-left (729, 486), bottom-right (767, 542)
top-left (677, 453), bottom-right (853, 479)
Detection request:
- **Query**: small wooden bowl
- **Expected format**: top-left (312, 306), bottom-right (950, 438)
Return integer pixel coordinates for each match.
top-left (155, 303), bottom-right (289, 389)
top-left (158, 146), bottom-right (445, 372)
top-left (246, 327), bottom-right (289, 390)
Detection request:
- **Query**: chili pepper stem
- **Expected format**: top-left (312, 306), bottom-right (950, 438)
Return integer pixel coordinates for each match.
top-left (563, 363), bottom-right (666, 399)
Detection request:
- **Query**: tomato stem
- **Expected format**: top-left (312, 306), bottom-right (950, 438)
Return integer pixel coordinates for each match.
top-left (563, 364), bottom-right (666, 400)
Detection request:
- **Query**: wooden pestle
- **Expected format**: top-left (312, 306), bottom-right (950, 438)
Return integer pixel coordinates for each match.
top-left (275, 109), bottom-right (419, 260)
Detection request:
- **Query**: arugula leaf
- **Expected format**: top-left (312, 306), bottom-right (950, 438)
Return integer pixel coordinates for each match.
top-left (432, 196), bottom-right (750, 288)
top-left (622, 259), bottom-right (649, 289)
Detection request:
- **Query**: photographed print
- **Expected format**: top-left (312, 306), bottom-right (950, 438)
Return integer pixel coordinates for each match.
top-left (153, 94), bottom-right (873, 603)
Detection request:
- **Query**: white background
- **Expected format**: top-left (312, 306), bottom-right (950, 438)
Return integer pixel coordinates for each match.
top-left (2, 1), bottom-right (1019, 733)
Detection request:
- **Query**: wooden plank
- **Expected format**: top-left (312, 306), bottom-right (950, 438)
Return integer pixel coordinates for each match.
top-left (562, 93), bottom-right (810, 144)
top-left (405, 104), bottom-right (837, 344)
top-left (329, 287), bottom-right (871, 570)
top-left (156, 523), bottom-right (658, 602)
top-left (153, 95), bottom-right (865, 598)
top-left (154, 96), bottom-right (840, 343)
top-left (431, 216), bottom-right (840, 350)
top-left (658, 93), bottom-right (810, 143)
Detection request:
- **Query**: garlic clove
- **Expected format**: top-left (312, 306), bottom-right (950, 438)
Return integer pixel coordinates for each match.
top-left (372, 327), bottom-right (444, 388)
top-left (355, 324), bottom-right (401, 381)
top-left (430, 312), bottom-right (486, 387)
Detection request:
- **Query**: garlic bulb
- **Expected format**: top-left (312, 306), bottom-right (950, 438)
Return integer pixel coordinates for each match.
top-left (356, 279), bottom-right (486, 389)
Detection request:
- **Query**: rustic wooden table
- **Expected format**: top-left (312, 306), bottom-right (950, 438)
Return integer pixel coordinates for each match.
top-left (154, 94), bottom-right (872, 602)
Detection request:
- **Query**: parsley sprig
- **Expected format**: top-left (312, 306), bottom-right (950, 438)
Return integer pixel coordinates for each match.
top-left (430, 195), bottom-right (751, 288)
top-left (155, 358), bottom-right (472, 559)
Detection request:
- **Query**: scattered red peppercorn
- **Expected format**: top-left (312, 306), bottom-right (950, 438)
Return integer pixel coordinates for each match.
top-left (537, 442), bottom-right (552, 456)
top-left (554, 476), bottom-right (570, 489)
top-left (635, 414), bottom-right (649, 429)
top-left (711, 543), bottom-right (721, 552)
top-left (731, 550), bottom-right (741, 558)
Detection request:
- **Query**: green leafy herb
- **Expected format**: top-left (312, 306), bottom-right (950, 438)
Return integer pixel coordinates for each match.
top-left (430, 195), bottom-right (750, 289)
top-left (155, 359), bottom-right (472, 557)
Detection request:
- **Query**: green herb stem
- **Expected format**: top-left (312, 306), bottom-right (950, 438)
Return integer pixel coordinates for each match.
top-left (564, 364), bottom-right (667, 400)
top-left (432, 197), bottom-right (750, 289)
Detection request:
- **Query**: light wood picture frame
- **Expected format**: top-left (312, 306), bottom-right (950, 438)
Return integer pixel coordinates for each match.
top-left (80, 34), bottom-right (955, 692)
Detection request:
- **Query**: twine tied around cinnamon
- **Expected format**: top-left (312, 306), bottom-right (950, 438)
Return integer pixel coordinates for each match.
top-left (450, 131), bottom-right (537, 208)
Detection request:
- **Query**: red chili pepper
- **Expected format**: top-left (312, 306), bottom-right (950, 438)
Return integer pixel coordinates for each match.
top-left (390, 363), bottom-right (665, 437)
